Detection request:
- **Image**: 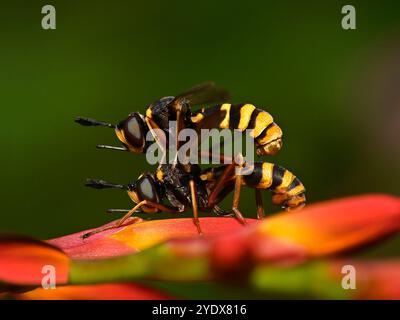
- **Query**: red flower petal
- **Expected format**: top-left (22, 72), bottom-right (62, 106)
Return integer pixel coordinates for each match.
top-left (48, 217), bottom-right (257, 259)
top-left (109, 217), bottom-right (257, 251)
top-left (12, 283), bottom-right (172, 300)
top-left (164, 194), bottom-right (400, 276)
top-left (48, 220), bottom-right (137, 260)
top-left (0, 235), bottom-right (69, 286)
top-left (46, 194), bottom-right (400, 268)
top-left (2, 194), bottom-right (399, 289)
top-left (258, 194), bottom-right (400, 256)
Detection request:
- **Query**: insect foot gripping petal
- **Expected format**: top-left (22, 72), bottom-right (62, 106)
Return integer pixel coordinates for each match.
top-left (81, 216), bottom-right (144, 239)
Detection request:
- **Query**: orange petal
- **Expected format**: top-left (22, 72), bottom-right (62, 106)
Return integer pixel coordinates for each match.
top-left (110, 217), bottom-right (257, 251)
top-left (48, 223), bottom-right (137, 260)
top-left (47, 194), bottom-right (400, 263)
top-left (48, 217), bottom-right (257, 259)
top-left (259, 194), bottom-right (400, 256)
top-left (13, 283), bottom-right (172, 300)
top-left (0, 235), bottom-right (69, 286)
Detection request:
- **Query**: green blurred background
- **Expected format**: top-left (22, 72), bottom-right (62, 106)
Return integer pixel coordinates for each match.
top-left (1, 0), bottom-right (399, 240)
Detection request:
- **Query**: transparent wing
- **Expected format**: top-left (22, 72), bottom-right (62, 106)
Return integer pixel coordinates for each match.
top-left (174, 82), bottom-right (230, 106)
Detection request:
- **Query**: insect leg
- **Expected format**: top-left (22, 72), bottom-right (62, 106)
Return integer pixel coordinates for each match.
top-left (212, 205), bottom-right (234, 217)
top-left (81, 201), bottom-right (148, 238)
top-left (106, 209), bottom-right (130, 214)
top-left (231, 154), bottom-right (247, 225)
top-left (82, 200), bottom-right (178, 239)
top-left (169, 98), bottom-right (190, 167)
top-left (255, 189), bottom-right (265, 219)
top-left (207, 162), bottom-right (236, 207)
top-left (208, 182), bottom-right (235, 217)
top-left (81, 200), bottom-right (182, 239)
top-left (189, 179), bottom-right (203, 235)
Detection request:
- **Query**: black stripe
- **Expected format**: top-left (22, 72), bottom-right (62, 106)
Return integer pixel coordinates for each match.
top-left (213, 166), bottom-right (228, 180)
top-left (287, 177), bottom-right (301, 192)
top-left (229, 104), bottom-right (244, 129)
top-left (256, 122), bottom-right (275, 143)
top-left (269, 165), bottom-right (285, 190)
top-left (192, 104), bottom-right (226, 131)
top-left (202, 104), bottom-right (221, 117)
top-left (191, 105), bottom-right (220, 119)
top-left (243, 162), bottom-right (263, 187)
top-left (246, 109), bottom-right (261, 132)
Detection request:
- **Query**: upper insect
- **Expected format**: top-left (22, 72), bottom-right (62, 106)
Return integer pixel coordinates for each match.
top-left (75, 82), bottom-right (283, 159)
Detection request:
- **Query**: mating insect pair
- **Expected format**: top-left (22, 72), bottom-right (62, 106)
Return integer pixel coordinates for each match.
top-left (83, 158), bottom-right (306, 238)
top-left (76, 83), bottom-right (306, 238)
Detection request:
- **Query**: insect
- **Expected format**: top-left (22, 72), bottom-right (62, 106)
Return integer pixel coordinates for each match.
top-left (190, 103), bottom-right (283, 156)
top-left (75, 83), bottom-right (283, 158)
top-left (82, 163), bottom-right (211, 238)
top-left (76, 84), bottom-right (302, 238)
top-left (200, 155), bottom-right (306, 220)
top-left (75, 82), bottom-right (230, 155)
top-left (81, 156), bottom-right (305, 238)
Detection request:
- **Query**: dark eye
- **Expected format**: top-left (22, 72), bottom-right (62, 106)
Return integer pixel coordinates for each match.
top-left (118, 113), bottom-right (147, 151)
top-left (137, 175), bottom-right (159, 203)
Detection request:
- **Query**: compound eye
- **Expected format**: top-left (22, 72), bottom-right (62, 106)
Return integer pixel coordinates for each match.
top-left (137, 175), bottom-right (158, 203)
top-left (119, 113), bottom-right (147, 152)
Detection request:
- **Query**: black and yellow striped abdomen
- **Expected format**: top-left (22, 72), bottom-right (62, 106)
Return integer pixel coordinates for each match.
top-left (200, 161), bottom-right (306, 211)
top-left (191, 103), bottom-right (283, 156)
top-left (243, 162), bottom-right (306, 210)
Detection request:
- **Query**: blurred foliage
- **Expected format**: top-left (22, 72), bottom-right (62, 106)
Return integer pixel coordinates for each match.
top-left (0, 0), bottom-right (399, 240)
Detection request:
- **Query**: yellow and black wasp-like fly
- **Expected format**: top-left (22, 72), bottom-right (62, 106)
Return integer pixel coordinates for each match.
top-left (75, 82), bottom-right (229, 154)
top-left (82, 158), bottom-right (305, 238)
top-left (76, 83), bottom-right (305, 238)
top-left (75, 82), bottom-right (283, 157)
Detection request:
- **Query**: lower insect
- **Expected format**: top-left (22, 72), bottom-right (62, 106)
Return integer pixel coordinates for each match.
top-left (81, 158), bottom-right (305, 239)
